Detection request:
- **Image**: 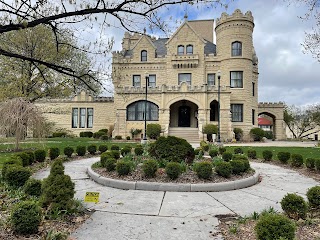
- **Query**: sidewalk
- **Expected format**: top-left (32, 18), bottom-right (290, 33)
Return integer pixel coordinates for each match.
top-left (34, 158), bottom-right (318, 240)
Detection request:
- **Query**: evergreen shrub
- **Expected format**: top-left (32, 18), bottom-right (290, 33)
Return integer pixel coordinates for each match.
top-left (63, 147), bottom-right (74, 158)
top-left (218, 147), bottom-right (226, 155)
top-left (121, 147), bottom-right (131, 156)
top-left (315, 159), bottom-right (320, 171)
top-left (291, 154), bottom-right (303, 167)
top-left (306, 186), bottom-right (320, 209)
top-left (76, 145), bottom-right (86, 156)
top-left (79, 131), bottom-right (93, 138)
top-left (48, 147), bottom-right (60, 160)
top-left (105, 158), bottom-right (117, 171)
top-left (116, 161), bottom-right (132, 176)
top-left (134, 146), bottom-right (144, 156)
top-left (34, 149), bottom-right (46, 162)
top-left (24, 178), bottom-right (42, 197)
top-left (194, 162), bottom-right (212, 179)
top-left (98, 145), bottom-right (108, 153)
top-left (230, 160), bottom-right (246, 174)
top-left (146, 123), bottom-right (161, 139)
top-left (87, 145), bottom-right (97, 155)
top-left (5, 165), bottom-right (31, 187)
top-left (250, 128), bottom-right (265, 141)
top-left (222, 152), bottom-right (233, 162)
top-left (111, 145), bottom-right (120, 151)
top-left (262, 150), bottom-right (273, 161)
top-left (305, 158), bottom-right (315, 169)
top-left (277, 152), bottom-right (291, 164)
top-left (165, 162), bottom-right (182, 180)
top-left (247, 149), bottom-right (257, 159)
top-left (209, 149), bottom-right (219, 158)
top-left (142, 160), bottom-right (158, 178)
top-left (280, 193), bottom-right (308, 220)
top-left (100, 151), bottom-right (114, 167)
top-left (234, 147), bottom-right (243, 154)
top-left (215, 162), bottom-right (232, 178)
top-left (16, 152), bottom-right (31, 166)
top-left (1, 158), bottom-right (23, 180)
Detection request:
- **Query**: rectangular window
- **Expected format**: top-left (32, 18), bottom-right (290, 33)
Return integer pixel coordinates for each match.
top-left (87, 108), bottom-right (93, 128)
top-left (148, 75), bottom-right (156, 87)
top-left (252, 82), bottom-right (255, 96)
top-left (252, 109), bottom-right (255, 125)
top-left (178, 73), bottom-right (191, 85)
top-left (72, 108), bottom-right (78, 128)
top-left (133, 75), bottom-right (141, 87)
top-left (230, 71), bottom-right (243, 88)
top-left (231, 104), bottom-right (243, 122)
top-left (79, 108), bottom-right (86, 128)
top-left (207, 74), bottom-right (215, 86)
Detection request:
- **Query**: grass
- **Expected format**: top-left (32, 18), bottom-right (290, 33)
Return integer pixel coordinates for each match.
top-left (0, 137), bottom-right (138, 169)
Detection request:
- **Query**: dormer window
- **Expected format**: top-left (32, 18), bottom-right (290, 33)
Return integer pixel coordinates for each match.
top-left (177, 45), bottom-right (184, 55)
top-left (232, 41), bottom-right (242, 56)
top-left (186, 45), bottom-right (193, 54)
top-left (141, 50), bottom-right (147, 61)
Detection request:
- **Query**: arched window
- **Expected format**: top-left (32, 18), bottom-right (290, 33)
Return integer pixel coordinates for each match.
top-left (231, 41), bottom-right (242, 56)
top-left (186, 45), bottom-right (193, 54)
top-left (141, 50), bottom-right (147, 61)
top-left (127, 101), bottom-right (159, 121)
top-left (177, 45), bottom-right (184, 55)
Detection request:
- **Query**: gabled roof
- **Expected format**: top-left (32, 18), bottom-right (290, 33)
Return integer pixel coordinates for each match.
top-left (131, 35), bottom-right (156, 50)
top-left (258, 117), bottom-right (272, 126)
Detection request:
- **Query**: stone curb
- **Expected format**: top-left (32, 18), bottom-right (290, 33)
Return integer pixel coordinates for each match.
top-left (87, 167), bottom-right (260, 192)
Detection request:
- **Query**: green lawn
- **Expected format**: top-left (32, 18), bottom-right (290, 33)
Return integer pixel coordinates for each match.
top-left (0, 137), bottom-right (138, 168)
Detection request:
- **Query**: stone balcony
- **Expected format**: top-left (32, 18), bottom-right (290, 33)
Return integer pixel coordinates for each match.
top-left (171, 54), bottom-right (199, 68)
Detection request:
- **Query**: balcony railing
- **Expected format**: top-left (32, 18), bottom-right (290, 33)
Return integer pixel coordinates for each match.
top-left (171, 54), bottom-right (199, 68)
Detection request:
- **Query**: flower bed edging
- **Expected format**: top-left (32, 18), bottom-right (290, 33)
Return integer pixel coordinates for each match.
top-left (87, 166), bottom-right (260, 192)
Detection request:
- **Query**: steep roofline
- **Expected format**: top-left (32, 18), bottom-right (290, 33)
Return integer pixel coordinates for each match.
top-left (131, 35), bottom-right (156, 50)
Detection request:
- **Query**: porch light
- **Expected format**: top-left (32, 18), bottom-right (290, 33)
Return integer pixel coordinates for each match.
top-left (143, 72), bottom-right (149, 141)
top-left (217, 70), bottom-right (221, 143)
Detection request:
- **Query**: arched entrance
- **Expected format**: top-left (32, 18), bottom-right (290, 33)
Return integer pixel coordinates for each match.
top-left (170, 100), bottom-right (198, 128)
top-left (258, 112), bottom-right (275, 138)
top-left (210, 100), bottom-right (219, 121)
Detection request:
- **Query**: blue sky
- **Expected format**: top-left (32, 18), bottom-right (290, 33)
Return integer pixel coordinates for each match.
top-left (104, 0), bottom-right (320, 107)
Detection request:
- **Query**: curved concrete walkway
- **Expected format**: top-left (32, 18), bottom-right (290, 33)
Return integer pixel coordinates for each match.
top-left (34, 158), bottom-right (319, 240)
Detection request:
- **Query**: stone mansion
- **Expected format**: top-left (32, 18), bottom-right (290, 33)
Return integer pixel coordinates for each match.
top-left (37, 9), bottom-right (286, 141)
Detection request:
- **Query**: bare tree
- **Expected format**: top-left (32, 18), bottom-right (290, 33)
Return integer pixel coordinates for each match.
top-left (0, 0), bottom-right (228, 92)
top-left (0, 98), bottom-right (47, 150)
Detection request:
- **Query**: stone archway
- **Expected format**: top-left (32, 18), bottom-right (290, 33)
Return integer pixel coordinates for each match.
top-left (170, 100), bottom-right (198, 128)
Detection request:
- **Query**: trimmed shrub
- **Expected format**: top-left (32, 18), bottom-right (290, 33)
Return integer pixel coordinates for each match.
top-left (63, 147), bottom-right (74, 158)
top-left (111, 145), bottom-right (120, 151)
top-left (34, 149), bottom-right (46, 162)
top-left (222, 152), bottom-right (233, 162)
top-left (203, 124), bottom-right (218, 142)
top-left (87, 145), bottom-right (97, 155)
top-left (100, 135), bottom-right (109, 141)
top-left (11, 201), bottom-right (42, 234)
top-left (48, 147), bottom-right (60, 160)
top-left (40, 159), bottom-right (75, 211)
top-left (24, 178), bottom-right (42, 197)
top-left (250, 128), bottom-right (265, 141)
top-left (194, 162), bottom-right (212, 179)
top-left (24, 151), bottom-right (35, 165)
top-left (98, 145), bottom-right (108, 153)
top-left (98, 129), bottom-right (108, 134)
top-left (291, 154), bottom-right (303, 167)
top-left (100, 151), bottom-right (114, 167)
top-left (215, 162), bottom-right (232, 178)
top-left (5, 165), bottom-right (31, 187)
top-left (232, 155), bottom-right (248, 161)
top-left (76, 145), bottom-right (86, 156)
top-left (194, 148), bottom-right (201, 155)
top-left (93, 131), bottom-right (104, 139)
top-left (126, 136), bottom-right (130, 140)
top-left (233, 128), bottom-right (243, 141)
top-left (52, 132), bottom-right (67, 138)
top-left (142, 160), bottom-right (158, 178)
top-left (306, 186), bottom-right (320, 209)
top-left (200, 141), bottom-right (209, 152)
top-left (111, 150), bottom-right (120, 159)
top-left (247, 149), bottom-right (257, 159)
top-left (218, 147), bottom-right (226, 155)
top-left (2, 157), bottom-right (23, 179)
top-left (209, 149), bottom-right (219, 158)
top-left (134, 146), bottom-right (144, 156)
top-left (255, 213), bottom-right (296, 240)
top-left (147, 123), bottom-right (161, 139)
top-left (230, 160), bottom-right (245, 174)
top-left (121, 147), bottom-right (131, 156)
top-left (79, 131), bottom-right (93, 138)
top-left (116, 160), bottom-right (132, 176)
top-left (281, 193), bottom-right (308, 220)
top-left (264, 131), bottom-right (274, 139)
top-left (165, 162), bottom-right (182, 180)
top-left (149, 136), bottom-right (195, 163)
top-left (115, 135), bottom-right (122, 140)
top-left (277, 152), bottom-right (291, 164)
top-left (262, 150), bottom-right (273, 161)
top-left (305, 158), bottom-right (315, 169)
top-left (16, 152), bottom-right (31, 166)
top-left (105, 158), bottom-right (117, 171)
top-left (234, 147), bottom-right (243, 154)
top-left (315, 158), bottom-right (320, 171)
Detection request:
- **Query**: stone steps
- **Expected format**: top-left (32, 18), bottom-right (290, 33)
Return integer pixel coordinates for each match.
top-left (168, 127), bottom-right (199, 143)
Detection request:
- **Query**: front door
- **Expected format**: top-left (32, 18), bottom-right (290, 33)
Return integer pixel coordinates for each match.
top-left (178, 106), bottom-right (191, 127)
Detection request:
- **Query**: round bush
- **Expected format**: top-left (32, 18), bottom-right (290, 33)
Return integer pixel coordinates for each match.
top-left (63, 147), bottom-right (74, 158)
top-left (234, 147), bottom-right (243, 154)
top-left (255, 213), bottom-right (296, 240)
top-left (277, 152), bottom-right (291, 164)
top-left (5, 166), bottom-right (31, 187)
top-left (200, 141), bottom-right (209, 152)
top-left (1, 157), bottom-right (23, 180)
top-left (98, 145), bottom-right (108, 153)
top-left (79, 131), bottom-right (93, 138)
top-left (218, 147), bottom-right (226, 155)
top-left (262, 150), bottom-right (273, 161)
top-left (93, 131), bottom-right (104, 139)
top-left (24, 178), bottom-right (42, 197)
top-left (11, 201), bottom-right (42, 234)
top-left (49, 147), bottom-right (60, 160)
top-left (134, 146), bottom-right (144, 156)
top-left (76, 145), bottom-right (86, 156)
top-left (230, 160), bottom-right (246, 175)
top-left (146, 123), bottom-right (161, 139)
top-left (194, 162), bottom-right (212, 179)
top-left (232, 155), bottom-right (248, 161)
top-left (115, 135), bottom-right (122, 140)
top-left (16, 152), bottom-right (31, 166)
top-left (87, 145), bottom-right (97, 155)
top-left (305, 158), bottom-right (315, 169)
top-left (142, 160), bottom-right (158, 178)
top-left (291, 154), bottom-right (303, 167)
top-left (25, 151), bottom-right (35, 165)
top-left (34, 149), bottom-right (46, 162)
top-left (215, 162), bottom-right (232, 178)
top-left (121, 147), bottom-right (131, 156)
top-left (247, 149), bottom-right (257, 159)
top-left (165, 162), bottom-right (182, 180)
top-left (126, 136), bottom-right (130, 140)
top-left (116, 161), bottom-right (132, 176)
top-left (222, 152), bottom-right (233, 162)
top-left (233, 128), bottom-right (243, 141)
top-left (250, 128), bottom-right (265, 141)
top-left (105, 158), bottom-right (117, 171)
top-left (111, 150), bottom-right (120, 159)
top-left (100, 151), bottom-right (114, 167)
top-left (209, 149), bottom-right (218, 158)
top-left (149, 136), bottom-right (195, 164)
top-left (111, 145), bottom-right (120, 151)
top-left (98, 129), bottom-right (108, 134)
top-left (100, 135), bottom-right (109, 141)
top-left (280, 193), bottom-right (308, 220)
top-left (315, 159), bottom-right (320, 171)
top-left (306, 186), bottom-right (320, 209)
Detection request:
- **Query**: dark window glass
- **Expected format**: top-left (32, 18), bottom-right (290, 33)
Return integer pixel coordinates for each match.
top-left (148, 75), bottom-right (156, 87)
top-left (141, 50), bottom-right (147, 61)
top-left (177, 45), bottom-right (184, 55)
top-left (231, 104), bottom-right (243, 122)
top-left (178, 73), bottom-right (191, 85)
top-left (87, 108), bottom-right (93, 128)
top-left (186, 45), bottom-right (193, 54)
top-left (72, 108), bottom-right (78, 128)
top-left (252, 82), bottom-right (255, 96)
top-left (252, 109), bottom-right (255, 125)
top-left (232, 41), bottom-right (242, 56)
top-left (230, 71), bottom-right (243, 88)
top-left (133, 75), bottom-right (141, 87)
top-left (79, 108), bottom-right (86, 128)
top-left (127, 101), bottom-right (159, 121)
top-left (207, 74), bottom-right (215, 86)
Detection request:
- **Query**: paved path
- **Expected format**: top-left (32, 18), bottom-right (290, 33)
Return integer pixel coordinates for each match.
top-left (34, 158), bottom-right (319, 240)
